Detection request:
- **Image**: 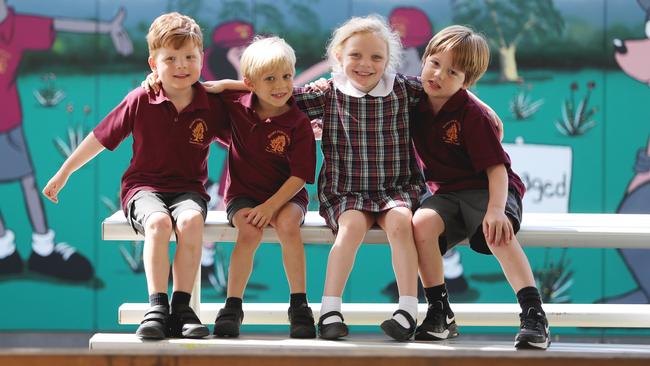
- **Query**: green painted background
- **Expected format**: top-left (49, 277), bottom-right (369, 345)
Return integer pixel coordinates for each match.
top-left (0, 0), bottom-right (648, 336)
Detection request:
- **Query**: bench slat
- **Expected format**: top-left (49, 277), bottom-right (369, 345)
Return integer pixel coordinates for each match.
top-left (117, 302), bottom-right (650, 328)
top-left (103, 211), bottom-right (650, 248)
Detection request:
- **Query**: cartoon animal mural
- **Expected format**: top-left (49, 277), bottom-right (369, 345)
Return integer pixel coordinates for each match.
top-left (0, 0), bottom-right (132, 281)
top-left (608, 0), bottom-right (650, 304)
top-left (389, 7), bottom-right (432, 76)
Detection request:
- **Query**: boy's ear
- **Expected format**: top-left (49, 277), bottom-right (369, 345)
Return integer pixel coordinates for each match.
top-left (243, 77), bottom-right (254, 90)
top-left (148, 56), bottom-right (157, 72)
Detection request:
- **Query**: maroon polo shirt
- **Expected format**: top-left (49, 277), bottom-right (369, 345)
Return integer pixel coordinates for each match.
top-left (218, 90), bottom-right (316, 209)
top-left (93, 84), bottom-right (229, 212)
top-left (411, 89), bottom-right (525, 198)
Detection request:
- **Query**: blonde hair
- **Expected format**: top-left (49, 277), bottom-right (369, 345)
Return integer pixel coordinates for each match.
top-left (146, 12), bottom-right (203, 55)
top-left (240, 36), bottom-right (296, 80)
top-left (422, 25), bottom-right (489, 87)
top-left (326, 14), bottom-right (402, 74)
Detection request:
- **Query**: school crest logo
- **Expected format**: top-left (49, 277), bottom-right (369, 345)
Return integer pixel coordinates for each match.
top-left (266, 130), bottom-right (290, 156)
top-left (442, 120), bottom-right (461, 145)
top-left (189, 119), bottom-right (207, 145)
top-left (0, 49), bottom-right (10, 75)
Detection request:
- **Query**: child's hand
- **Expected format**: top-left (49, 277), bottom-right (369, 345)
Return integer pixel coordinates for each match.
top-left (202, 80), bottom-right (227, 94)
top-left (482, 208), bottom-right (514, 246)
top-left (486, 108), bottom-right (504, 142)
top-left (311, 119), bottom-right (323, 140)
top-left (306, 78), bottom-right (330, 92)
top-left (245, 202), bottom-right (276, 228)
top-left (141, 72), bottom-right (161, 93)
top-left (42, 171), bottom-right (70, 204)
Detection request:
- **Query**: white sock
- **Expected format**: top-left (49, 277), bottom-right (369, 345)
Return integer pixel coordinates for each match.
top-left (201, 245), bottom-right (215, 267)
top-left (320, 296), bottom-right (343, 325)
top-left (393, 296), bottom-right (418, 328)
top-left (0, 230), bottom-right (16, 259)
top-left (32, 229), bottom-right (55, 256)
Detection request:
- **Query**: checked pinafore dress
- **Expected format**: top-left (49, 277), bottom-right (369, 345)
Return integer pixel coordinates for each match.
top-left (294, 73), bottom-right (425, 232)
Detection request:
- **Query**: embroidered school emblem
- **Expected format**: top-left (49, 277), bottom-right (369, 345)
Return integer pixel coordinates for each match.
top-left (442, 120), bottom-right (461, 145)
top-left (189, 119), bottom-right (207, 145)
top-left (266, 130), bottom-right (290, 155)
top-left (0, 49), bottom-right (10, 74)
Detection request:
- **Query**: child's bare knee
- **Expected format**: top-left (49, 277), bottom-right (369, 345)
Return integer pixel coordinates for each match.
top-left (413, 212), bottom-right (444, 240)
top-left (385, 219), bottom-right (410, 238)
top-left (145, 213), bottom-right (173, 234)
top-left (275, 219), bottom-right (301, 237)
top-left (237, 224), bottom-right (263, 245)
top-left (175, 210), bottom-right (203, 233)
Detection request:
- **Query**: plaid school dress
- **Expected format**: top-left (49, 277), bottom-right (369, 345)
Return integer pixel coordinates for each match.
top-left (294, 73), bottom-right (425, 232)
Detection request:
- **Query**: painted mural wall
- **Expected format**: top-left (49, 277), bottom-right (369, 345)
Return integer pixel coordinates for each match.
top-left (0, 0), bottom-right (649, 336)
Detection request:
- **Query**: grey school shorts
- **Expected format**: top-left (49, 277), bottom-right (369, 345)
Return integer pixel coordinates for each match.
top-left (226, 197), bottom-right (306, 226)
top-left (0, 126), bottom-right (34, 181)
top-left (126, 190), bottom-right (207, 235)
top-left (419, 189), bottom-right (523, 255)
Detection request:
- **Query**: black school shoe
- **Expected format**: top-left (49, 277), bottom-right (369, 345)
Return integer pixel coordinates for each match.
top-left (0, 250), bottom-right (23, 275)
top-left (317, 311), bottom-right (349, 340)
top-left (168, 304), bottom-right (209, 338)
top-left (415, 300), bottom-right (460, 341)
top-left (27, 244), bottom-right (94, 281)
top-left (288, 304), bottom-right (316, 338)
top-left (380, 309), bottom-right (416, 342)
top-left (136, 305), bottom-right (169, 340)
top-left (515, 308), bottom-right (550, 350)
top-left (213, 307), bottom-right (244, 337)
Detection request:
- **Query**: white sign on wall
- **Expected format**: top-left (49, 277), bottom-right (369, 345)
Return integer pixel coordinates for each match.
top-left (503, 138), bottom-right (573, 213)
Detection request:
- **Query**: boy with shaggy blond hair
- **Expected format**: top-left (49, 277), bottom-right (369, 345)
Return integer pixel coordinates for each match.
top-left (43, 12), bottom-right (230, 340)
top-left (411, 25), bottom-right (549, 349)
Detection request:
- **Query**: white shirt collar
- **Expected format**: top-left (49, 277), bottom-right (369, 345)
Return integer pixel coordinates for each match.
top-left (332, 71), bottom-right (396, 97)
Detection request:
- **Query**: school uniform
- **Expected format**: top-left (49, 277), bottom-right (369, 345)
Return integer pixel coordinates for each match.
top-left (294, 73), bottom-right (425, 231)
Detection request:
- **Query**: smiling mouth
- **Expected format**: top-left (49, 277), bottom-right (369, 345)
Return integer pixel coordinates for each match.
top-left (355, 71), bottom-right (374, 77)
top-left (174, 74), bottom-right (190, 79)
top-left (271, 92), bottom-right (288, 98)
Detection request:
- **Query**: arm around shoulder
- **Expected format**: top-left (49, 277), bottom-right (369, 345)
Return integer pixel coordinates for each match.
top-left (202, 79), bottom-right (248, 94)
top-left (467, 90), bottom-right (504, 141)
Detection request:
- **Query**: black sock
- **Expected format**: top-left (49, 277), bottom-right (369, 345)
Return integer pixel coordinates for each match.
top-left (171, 291), bottom-right (191, 310)
top-left (149, 293), bottom-right (169, 307)
top-left (424, 284), bottom-right (450, 309)
top-left (225, 297), bottom-right (243, 310)
top-left (517, 286), bottom-right (544, 315)
top-left (290, 293), bottom-right (308, 308)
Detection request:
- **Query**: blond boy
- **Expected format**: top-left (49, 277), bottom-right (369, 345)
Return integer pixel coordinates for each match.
top-left (203, 37), bottom-right (317, 338)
